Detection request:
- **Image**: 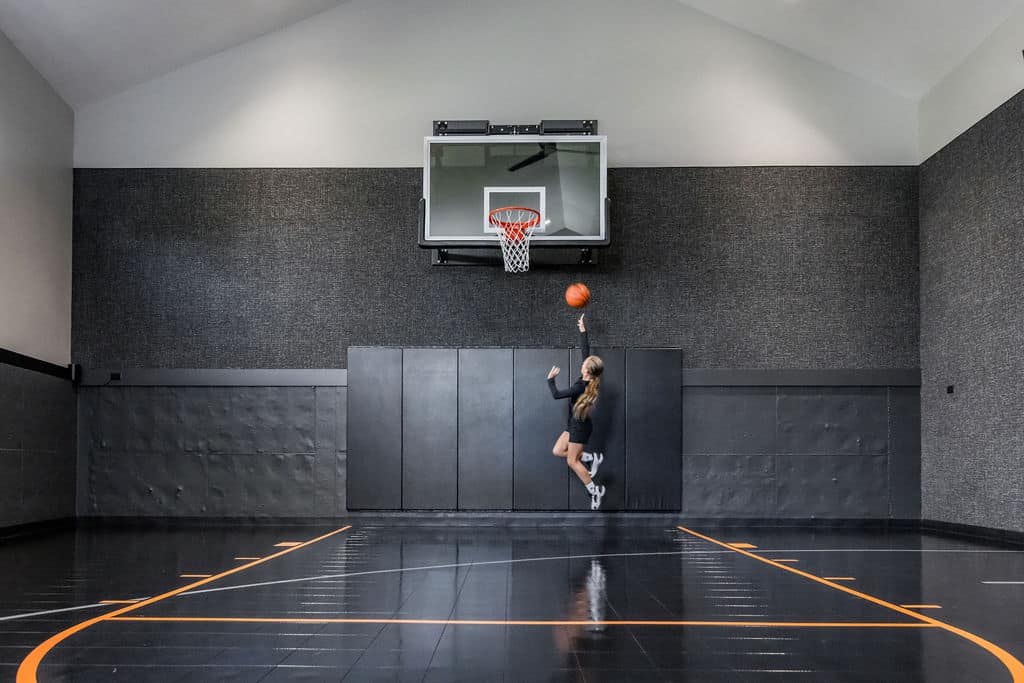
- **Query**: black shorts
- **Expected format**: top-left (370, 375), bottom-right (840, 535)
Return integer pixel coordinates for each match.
top-left (567, 418), bottom-right (592, 445)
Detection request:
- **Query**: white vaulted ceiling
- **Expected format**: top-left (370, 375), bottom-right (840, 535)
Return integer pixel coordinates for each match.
top-left (0, 0), bottom-right (1019, 108)
top-left (0, 0), bottom-right (346, 106)
top-left (674, 0), bottom-right (1022, 98)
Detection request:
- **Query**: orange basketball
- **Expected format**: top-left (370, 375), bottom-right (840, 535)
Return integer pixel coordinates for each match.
top-left (565, 283), bottom-right (590, 308)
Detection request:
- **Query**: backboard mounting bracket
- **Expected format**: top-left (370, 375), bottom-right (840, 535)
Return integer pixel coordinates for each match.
top-left (430, 247), bottom-right (598, 268)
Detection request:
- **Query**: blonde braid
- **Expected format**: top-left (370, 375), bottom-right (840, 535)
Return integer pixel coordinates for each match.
top-left (572, 357), bottom-right (603, 420)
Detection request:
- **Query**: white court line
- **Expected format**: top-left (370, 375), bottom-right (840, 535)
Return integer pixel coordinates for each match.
top-left (981, 581), bottom-right (1024, 584)
top-left (179, 547), bottom-right (1024, 598)
top-left (0, 597), bottom-right (151, 623)
top-left (182, 550), bottom-right (722, 596)
top-left (754, 549), bottom-right (1024, 553)
top-left (0, 603), bottom-right (111, 622)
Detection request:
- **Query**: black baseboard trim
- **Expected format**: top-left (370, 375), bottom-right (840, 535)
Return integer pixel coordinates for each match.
top-left (920, 519), bottom-right (1024, 547)
top-left (78, 368), bottom-right (347, 387)
top-left (682, 368), bottom-right (921, 387)
top-left (0, 517), bottom-right (76, 542)
top-left (21, 518), bottom-right (1024, 547)
top-left (0, 348), bottom-right (71, 381)
top-left (76, 514), bottom-right (919, 529)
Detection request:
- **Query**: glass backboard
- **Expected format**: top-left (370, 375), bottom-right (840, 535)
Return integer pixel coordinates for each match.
top-left (422, 135), bottom-right (608, 247)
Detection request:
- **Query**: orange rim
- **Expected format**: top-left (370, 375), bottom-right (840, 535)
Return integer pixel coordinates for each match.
top-left (489, 206), bottom-right (541, 241)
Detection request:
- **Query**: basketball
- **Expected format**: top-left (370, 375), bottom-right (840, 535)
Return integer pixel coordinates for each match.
top-left (565, 283), bottom-right (590, 308)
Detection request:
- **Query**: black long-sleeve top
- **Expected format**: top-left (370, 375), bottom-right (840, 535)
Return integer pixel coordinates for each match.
top-left (547, 330), bottom-right (591, 422)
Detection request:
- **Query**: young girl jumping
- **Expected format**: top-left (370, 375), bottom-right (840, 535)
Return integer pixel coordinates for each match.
top-left (548, 313), bottom-right (606, 510)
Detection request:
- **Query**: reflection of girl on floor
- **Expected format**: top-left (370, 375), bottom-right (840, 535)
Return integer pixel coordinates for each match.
top-left (552, 559), bottom-right (608, 655)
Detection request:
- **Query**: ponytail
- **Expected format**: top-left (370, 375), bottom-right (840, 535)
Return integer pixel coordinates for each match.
top-left (573, 356), bottom-right (604, 420)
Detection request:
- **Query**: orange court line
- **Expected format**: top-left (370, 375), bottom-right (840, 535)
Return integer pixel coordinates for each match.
top-left (108, 616), bottom-right (935, 628)
top-left (180, 574), bottom-right (212, 578)
top-left (901, 605), bottom-right (942, 609)
top-left (16, 525), bottom-right (352, 683)
top-left (98, 600), bottom-right (140, 605)
top-left (677, 526), bottom-right (1024, 683)
top-left (728, 543), bottom-right (758, 549)
top-left (274, 542), bottom-right (303, 547)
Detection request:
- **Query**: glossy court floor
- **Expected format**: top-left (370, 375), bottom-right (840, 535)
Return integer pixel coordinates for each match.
top-left (2, 524), bottom-right (1023, 682)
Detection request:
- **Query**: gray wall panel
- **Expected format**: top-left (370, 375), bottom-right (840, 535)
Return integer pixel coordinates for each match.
top-left (347, 347), bottom-right (402, 509)
top-left (777, 387), bottom-right (888, 455)
top-left (920, 89), bottom-right (1024, 533)
top-left (569, 346), bottom-right (625, 511)
top-left (625, 349), bottom-right (682, 510)
top-left (81, 382), bottom-right (344, 518)
top-left (402, 349), bottom-right (458, 510)
top-left (683, 455), bottom-right (776, 516)
top-left (459, 349), bottom-right (513, 510)
top-left (0, 456), bottom-right (22, 522)
top-left (0, 363), bottom-right (76, 528)
top-left (72, 167), bottom-right (918, 371)
top-left (207, 453), bottom-right (248, 517)
top-left (314, 386), bottom-right (345, 517)
top-left (683, 386), bottom-right (777, 455)
top-left (889, 387), bottom-right (922, 519)
top-left (776, 455), bottom-right (889, 518)
top-left (315, 386), bottom-right (341, 455)
top-left (243, 453), bottom-right (317, 517)
top-left (514, 349), bottom-right (570, 510)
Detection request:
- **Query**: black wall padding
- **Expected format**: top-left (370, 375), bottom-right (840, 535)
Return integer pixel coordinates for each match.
top-left (625, 349), bottom-right (682, 510)
top-left (568, 346), bottom-right (625, 510)
top-left (347, 347), bottom-right (403, 509)
top-left (458, 349), bottom-right (513, 510)
top-left (514, 349), bottom-right (570, 510)
top-left (402, 349), bottom-right (458, 509)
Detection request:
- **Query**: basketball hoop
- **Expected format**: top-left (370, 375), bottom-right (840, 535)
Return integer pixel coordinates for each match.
top-left (489, 206), bottom-right (540, 273)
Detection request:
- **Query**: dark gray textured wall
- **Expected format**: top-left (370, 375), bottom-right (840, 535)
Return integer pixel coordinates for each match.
top-left (0, 363), bottom-right (76, 527)
top-left (78, 385), bottom-right (346, 518)
top-left (919, 89), bottom-right (1024, 533)
top-left (72, 167), bottom-right (919, 369)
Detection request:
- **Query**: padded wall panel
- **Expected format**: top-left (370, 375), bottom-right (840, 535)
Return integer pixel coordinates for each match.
top-left (776, 455), bottom-right (889, 518)
top-left (402, 349), bottom-right (458, 510)
top-left (625, 349), bottom-right (681, 510)
top-left (568, 346), bottom-right (625, 510)
top-left (777, 387), bottom-right (888, 455)
top-left (459, 349), bottom-right (513, 510)
top-left (0, 363), bottom-right (76, 527)
top-left (889, 386), bottom-right (921, 518)
top-left (683, 387), bottom-right (777, 455)
top-left (514, 349), bottom-right (570, 510)
top-left (347, 347), bottom-right (403, 509)
top-left (683, 455), bottom-right (776, 516)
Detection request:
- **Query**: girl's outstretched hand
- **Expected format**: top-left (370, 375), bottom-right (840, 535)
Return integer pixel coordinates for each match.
top-left (577, 313), bottom-right (586, 332)
top-left (547, 365), bottom-right (560, 380)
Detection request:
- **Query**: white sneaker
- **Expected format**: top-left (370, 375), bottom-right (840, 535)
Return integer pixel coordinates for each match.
top-left (588, 452), bottom-right (604, 478)
top-left (590, 484), bottom-right (606, 510)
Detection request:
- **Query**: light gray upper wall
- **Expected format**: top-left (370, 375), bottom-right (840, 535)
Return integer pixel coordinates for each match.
top-left (73, 0), bottom-right (918, 167)
top-left (918, 2), bottom-right (1024, 161)
top-left (0, 26), bottom-right (73, 364)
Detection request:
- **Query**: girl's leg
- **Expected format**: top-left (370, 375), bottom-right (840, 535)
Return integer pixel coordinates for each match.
top-left (552, 431), bottom-right (570, 458)
top-left (566, 442), bottom-right (593, 485)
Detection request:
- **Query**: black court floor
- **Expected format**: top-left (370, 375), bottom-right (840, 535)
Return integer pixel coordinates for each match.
top-left (2, 524), bottom-right (1023, 682)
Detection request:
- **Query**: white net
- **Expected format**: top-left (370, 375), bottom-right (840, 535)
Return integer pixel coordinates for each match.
top-left (490, 207), bottom-right (539, 273)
